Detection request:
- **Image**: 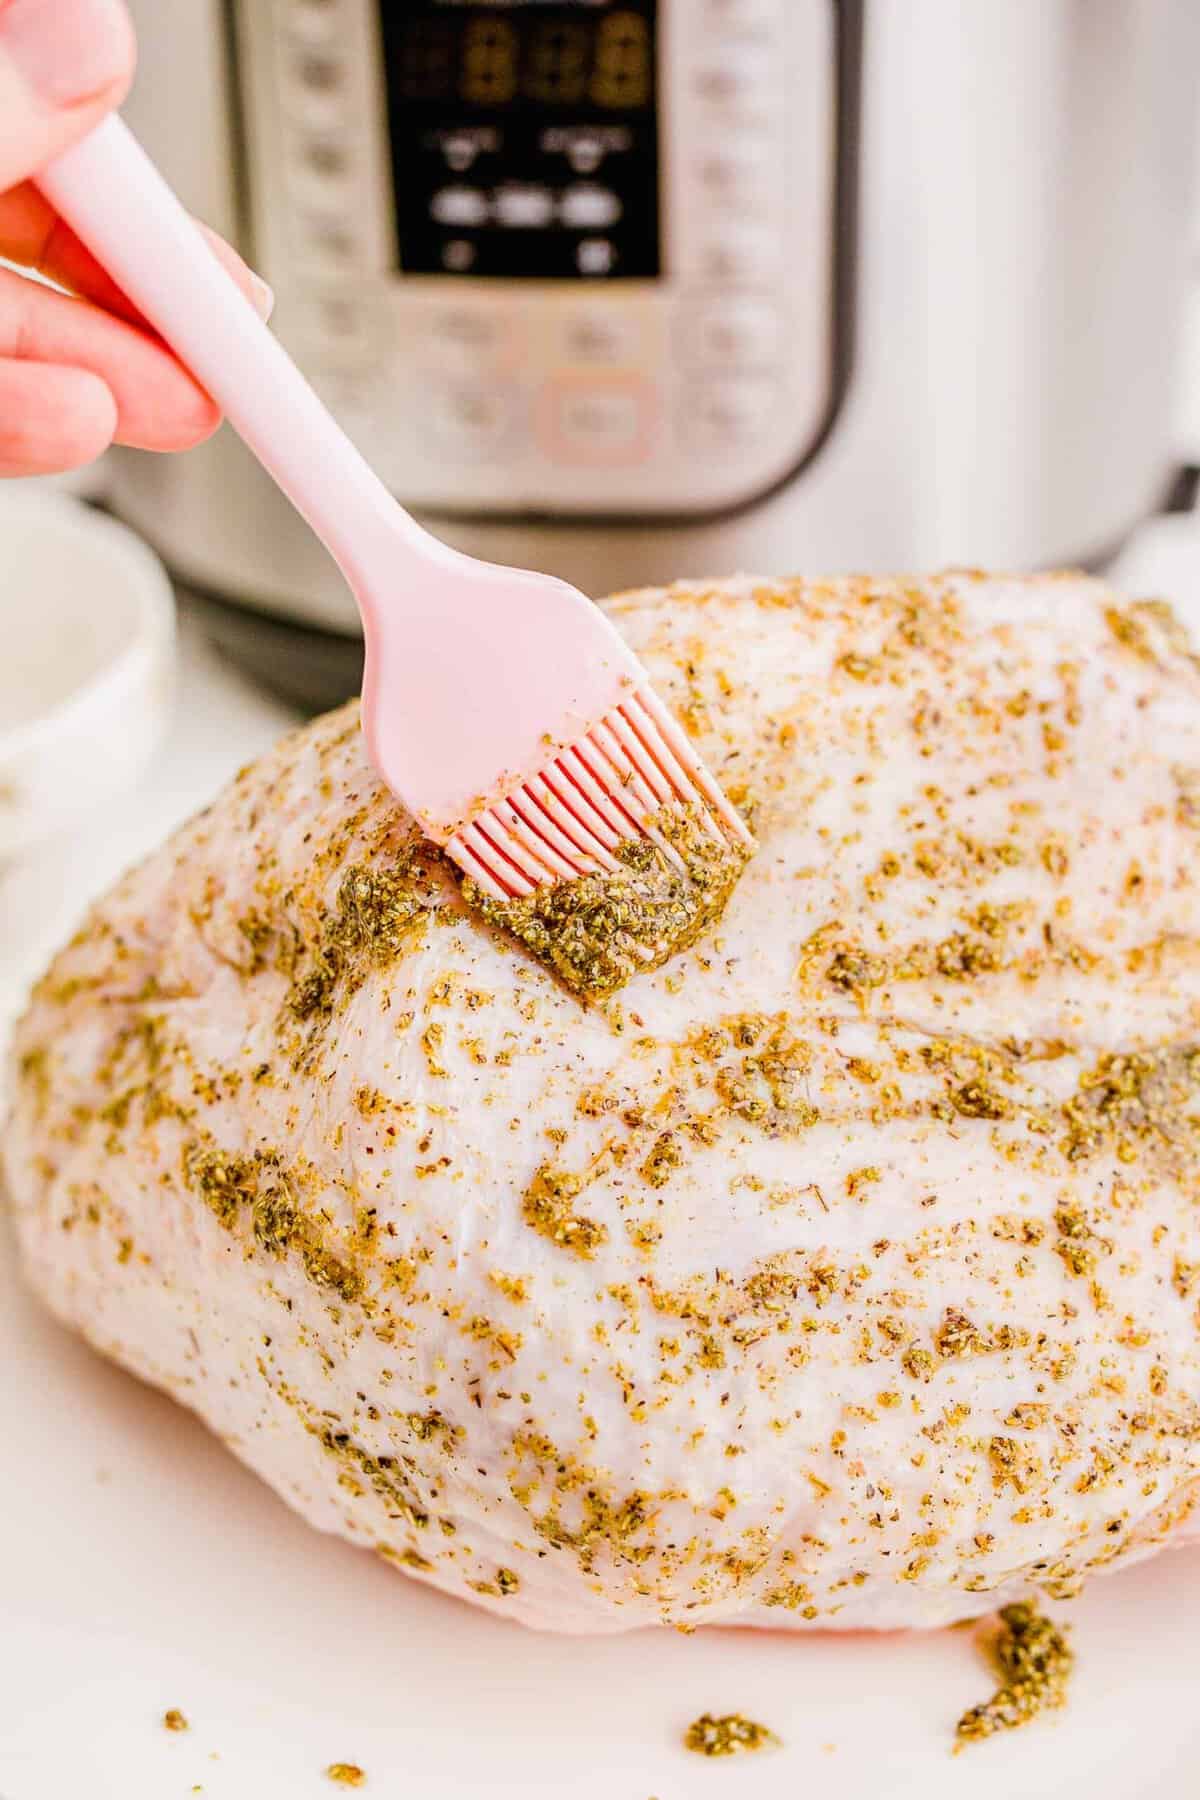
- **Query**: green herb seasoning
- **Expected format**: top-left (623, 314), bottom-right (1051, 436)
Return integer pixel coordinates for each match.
top-left (956, 1601), bottom-right (1074, 1745)
top-left (289, 848), bottom-right (441, 1024)
top-left (522, 1162), bottom-right (608, 1257)
top-left (683, 1713), bottom-right (779, 1758)
top-left (1105, 597), bottom-right (1198, 670)
top-left (182, 1143), bottom-right (363, 1303)
top-left (462, 803), bottom-right (752, 1001)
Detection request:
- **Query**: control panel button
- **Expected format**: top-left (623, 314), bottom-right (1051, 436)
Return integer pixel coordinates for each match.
top-left (441, 240), bottom-right (478, 274)
top-left (560, 185), bottom-right (622, 230)
top-left (696, 139), bottom-right (772, 205)
top-left (576, 239), bottom-right (617, 276)
top-left (543, 125), bottom-right (636, 175)
top-left (495, 184), bottom-right (555, 230)
top-left (694, 45), bottom-right (776, 120)
top-left (683, 297), bottom-right (780, 367)
top-left (423, 304), bottom-right (522, 377)
top-left (545, 376), bottom-right (655, 465)
top-left (430, 308), bottom-right (507, 356)
top-left (282, 48), bottom-right (345, 130)
top-left (431, 186), bottom-right (489, 228)
top-left (693, 224), bottom-right (780, 283)
top-left (288, 47), bottom-right (341, 92)
top-left (564, 133), bottom-right (605, 176)
top-left (299, 136), bottom-right (350, 178)
top-left (436, 127), bottom-right (501, 174)
top-left (429, 381), bottom-right (517, 459)
top-left (680, 376), bottom-right (777, 447)
top-left (559, 309), bottom-right (643, 365)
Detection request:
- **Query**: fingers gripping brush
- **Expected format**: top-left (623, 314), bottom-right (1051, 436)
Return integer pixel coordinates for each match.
top-left (39, 119), bottom-right (754, 996)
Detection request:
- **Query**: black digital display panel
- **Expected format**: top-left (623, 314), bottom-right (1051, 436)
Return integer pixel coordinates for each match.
top-left (379, 2), bottom-right (660, 280)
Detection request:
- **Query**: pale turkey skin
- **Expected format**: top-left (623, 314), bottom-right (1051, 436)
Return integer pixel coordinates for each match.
top-left (6, 570), bottom-right (1200, 1635)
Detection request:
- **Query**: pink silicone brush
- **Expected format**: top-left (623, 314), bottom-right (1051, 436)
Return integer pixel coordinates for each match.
top-left (38, 118), bottom-right (752, 901)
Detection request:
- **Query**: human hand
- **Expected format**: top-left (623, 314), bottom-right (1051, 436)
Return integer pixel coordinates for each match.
top-left (0, 0), bottom-right (273, 477)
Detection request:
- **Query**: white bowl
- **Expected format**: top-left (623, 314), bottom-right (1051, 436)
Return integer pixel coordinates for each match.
top-left (0, 490), bottom-right (175, 861)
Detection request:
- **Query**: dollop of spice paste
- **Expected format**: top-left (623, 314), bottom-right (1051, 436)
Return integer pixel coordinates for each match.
top-left (325, 1763), bottom-right (367, 1788)
top-left (956, 1602), bottom-right (1074, 1744)
top-left (461, 802), bottom-right (752, 1000)
top-left (683, 1713), bottom-right (779, 1757)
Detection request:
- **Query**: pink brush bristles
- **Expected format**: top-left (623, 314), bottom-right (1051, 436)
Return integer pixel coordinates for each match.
top-left (447, 687), bottom-right (752, 902)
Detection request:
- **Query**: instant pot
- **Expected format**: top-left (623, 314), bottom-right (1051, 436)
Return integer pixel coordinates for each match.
top-left (110, 0), bottom-right (1200, 706)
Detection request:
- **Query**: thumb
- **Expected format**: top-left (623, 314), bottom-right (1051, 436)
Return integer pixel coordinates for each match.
top-left (0, 0), bottom-right (135, 193)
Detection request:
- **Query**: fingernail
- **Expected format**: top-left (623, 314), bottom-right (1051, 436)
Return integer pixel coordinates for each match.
top-left (248, 272), bottom-right (275, 321)
top-left (0, 0), bottom-right (132, 106)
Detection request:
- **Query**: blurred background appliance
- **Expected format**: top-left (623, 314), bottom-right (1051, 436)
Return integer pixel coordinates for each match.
top-left (107, 0), bottom-right (1200, 708)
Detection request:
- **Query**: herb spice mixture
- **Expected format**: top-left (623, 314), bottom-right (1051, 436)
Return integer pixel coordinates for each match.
top-left (8, 569), bottom-right (1200, 1642)
top-left (463, 802), bottom-right (752, 1001)
top-left (683, 1712), bottom-right (779, 1757)
top-left (956, 1602), bottom-right (1074, 1744)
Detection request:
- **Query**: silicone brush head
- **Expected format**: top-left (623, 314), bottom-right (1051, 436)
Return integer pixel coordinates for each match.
top-left (444, 686), bottom-right (755, 1002)
top-left (357, 560), bottom-right (754, 997)
top-left (446, 683), bottom-right (752, 900)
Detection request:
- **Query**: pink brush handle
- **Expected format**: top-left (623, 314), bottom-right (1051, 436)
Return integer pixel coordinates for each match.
top-left (38, 116), bottom-right (441, 592)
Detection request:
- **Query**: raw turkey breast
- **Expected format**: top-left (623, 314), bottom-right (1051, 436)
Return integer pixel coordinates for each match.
top-left (6, 570), bottom-right (1200, 1635)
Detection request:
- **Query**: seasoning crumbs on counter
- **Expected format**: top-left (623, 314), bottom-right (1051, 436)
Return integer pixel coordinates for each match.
top-left (162, 1708), bottom-right (189, 1732)
top-left (956, 1601), bottom-right (1074, 1746)
top-left (684, 1713), bottom-right (780, 1757)
top-left (326, 1764), bottom-right (367, 1788)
